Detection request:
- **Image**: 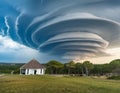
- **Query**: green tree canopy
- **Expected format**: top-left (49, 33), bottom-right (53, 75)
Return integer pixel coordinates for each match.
top-left (46, 60), bottom-right (63, 74)
top-left (83, 61), bottom-right (94, 76)
top-left (65, 61), bottom-right (75, 74)
top-left (109, 59), bottom-right (120, 69)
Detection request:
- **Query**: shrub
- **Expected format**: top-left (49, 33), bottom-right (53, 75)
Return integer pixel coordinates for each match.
top-left (107, 76), bottom-right (120, 80)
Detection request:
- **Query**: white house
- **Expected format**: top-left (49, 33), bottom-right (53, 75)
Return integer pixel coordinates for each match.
top-left (20, 59), bottom-right (46, 75)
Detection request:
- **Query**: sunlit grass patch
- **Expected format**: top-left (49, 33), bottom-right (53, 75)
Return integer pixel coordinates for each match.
top-left (0, 75), bottom-right (120, 93)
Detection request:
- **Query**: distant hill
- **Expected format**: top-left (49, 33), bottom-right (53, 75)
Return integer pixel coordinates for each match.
top-left (0, 63), bottom-right (24, 74)
top-left (0, 63), bottom-right (24, 65)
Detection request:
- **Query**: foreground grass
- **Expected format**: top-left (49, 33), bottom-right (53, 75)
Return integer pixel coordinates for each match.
top-left (0, 75), bottom-right (120, 93)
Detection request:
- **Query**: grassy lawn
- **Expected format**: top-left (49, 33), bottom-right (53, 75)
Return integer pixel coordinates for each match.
top-left (0, 75), bottom-right (120, 93)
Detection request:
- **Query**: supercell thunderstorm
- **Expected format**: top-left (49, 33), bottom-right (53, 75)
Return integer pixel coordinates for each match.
top-left (1, 0), bottom-right (120, 61)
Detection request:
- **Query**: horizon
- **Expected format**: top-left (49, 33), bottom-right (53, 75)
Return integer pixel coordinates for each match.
top-left (0, 57), bottom-right (119, 64)
top-left (0, 0), bottom-right (120, 64)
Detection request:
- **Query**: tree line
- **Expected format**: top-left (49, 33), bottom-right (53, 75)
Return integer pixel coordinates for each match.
top-left (45, 59), bottom-right (120, 76)
top-left (0, 63), bottom-right (23, 74)
top-left (0, 59), bottom-right (120, 76)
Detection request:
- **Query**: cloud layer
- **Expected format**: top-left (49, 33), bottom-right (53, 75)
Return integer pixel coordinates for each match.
top-left (1, 0), bottom-right (120, 61)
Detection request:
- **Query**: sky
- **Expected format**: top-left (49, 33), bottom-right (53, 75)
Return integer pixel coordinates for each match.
top-left (0, 0), bottom-right (120, 64)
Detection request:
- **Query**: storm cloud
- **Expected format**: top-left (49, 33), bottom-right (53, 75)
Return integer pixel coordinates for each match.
top-left (1, 0), bottom-right (120, 61)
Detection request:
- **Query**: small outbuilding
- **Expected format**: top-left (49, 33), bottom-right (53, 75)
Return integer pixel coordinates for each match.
top-left (20, 59), bottom-right (45, 75)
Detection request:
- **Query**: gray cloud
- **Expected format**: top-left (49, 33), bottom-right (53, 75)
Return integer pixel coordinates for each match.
top-left (1, 0), bottom-right (120, 61)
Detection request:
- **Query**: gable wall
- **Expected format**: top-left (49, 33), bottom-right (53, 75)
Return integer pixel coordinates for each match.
top-left (25, 69), bottom-right (45, 75)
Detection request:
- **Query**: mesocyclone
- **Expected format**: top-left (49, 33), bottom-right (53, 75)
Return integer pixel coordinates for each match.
top-left (1, 0), bottom-right (120, 61)
top-left (25, 13), bottom-right (120, 59)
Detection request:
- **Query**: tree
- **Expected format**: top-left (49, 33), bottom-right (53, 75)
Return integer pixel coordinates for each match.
top-left (83, 61), bottom-right (94, 76)
top-left (109, 59), bottom-right (120, 69)
top-left (46, 60), bottom-right (63, 74)
top-left (109, 59), bottom-right (120, 75)
top-left (65, 61), bottom-right (75, 74)
top-left (75, 63), bottom-right (83, 75)
top-left (92, 64), bottom-right (111, 75)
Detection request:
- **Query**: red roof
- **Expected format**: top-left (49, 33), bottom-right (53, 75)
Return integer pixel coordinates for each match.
top-left (20, 59), bottom-right (45, 69)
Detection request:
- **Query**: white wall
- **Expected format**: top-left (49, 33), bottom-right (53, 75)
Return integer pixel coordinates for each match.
top-left (25, 69), bottom-right (45, 75)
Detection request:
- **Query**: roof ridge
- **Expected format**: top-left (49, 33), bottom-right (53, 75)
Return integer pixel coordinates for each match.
top-left (20, 59), bottom-right (45, 69)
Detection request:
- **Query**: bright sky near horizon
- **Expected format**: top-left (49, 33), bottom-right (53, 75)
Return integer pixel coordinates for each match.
top-left (0, 0), bottom-right (120, 64)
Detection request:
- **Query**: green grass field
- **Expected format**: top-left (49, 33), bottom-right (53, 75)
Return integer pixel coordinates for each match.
top-left (0, 75), bottom-right (120, 93)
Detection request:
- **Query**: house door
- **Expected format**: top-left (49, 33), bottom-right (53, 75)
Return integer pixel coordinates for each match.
top-left (21, 69), bottom-right (26, 75)
top-left (34, 70), bottom-right (37, 75)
